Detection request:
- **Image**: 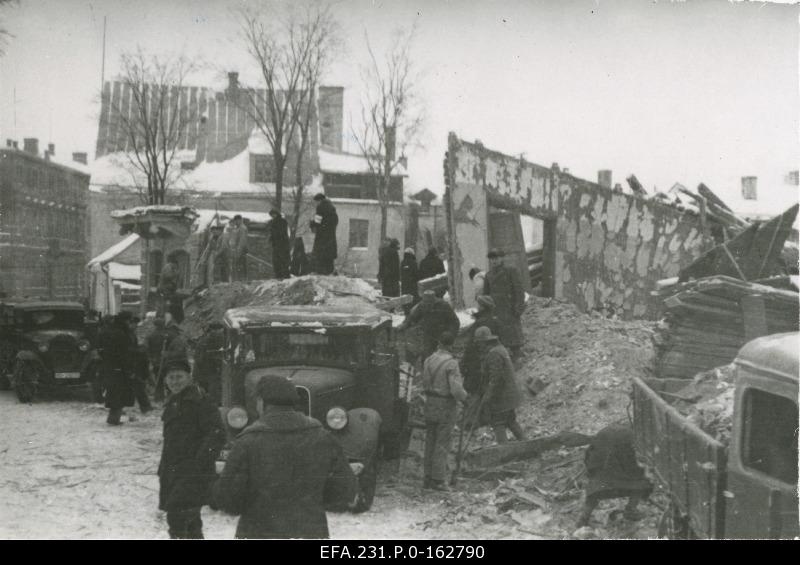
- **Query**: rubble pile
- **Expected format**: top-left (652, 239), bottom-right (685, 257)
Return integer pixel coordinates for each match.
top-left (670, 364), bottom-right (737, 444)
top-left (181, 275), bottom-right (381, 341)
top-left (512, 296), bottom-right (657, 437)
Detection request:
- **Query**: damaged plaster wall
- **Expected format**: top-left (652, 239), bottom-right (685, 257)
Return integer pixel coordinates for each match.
top-left (445, 133), bottom-right (710, 318)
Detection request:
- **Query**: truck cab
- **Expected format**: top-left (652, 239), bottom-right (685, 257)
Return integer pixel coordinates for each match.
top-left (724, 332), bottom-right (798, 539)
top-left (217, 303), bottom-right (411, 512)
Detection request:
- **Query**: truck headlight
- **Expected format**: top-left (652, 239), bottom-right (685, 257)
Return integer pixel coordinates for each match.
top-left (37, 343), bottom-right (49, 353)
top-left (78, 340), bottom-right (91, 352)
top-left (326, 407), bottom-right (348, 430)
top-left (226, 406), bottom-right (249, 430)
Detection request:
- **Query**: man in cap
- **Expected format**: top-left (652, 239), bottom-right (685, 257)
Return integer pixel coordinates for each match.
top-left (422, 331), bottom-right (468, 491)
top-left (212, 375), bottom-right (358, 538)
top-left (483, 248), bottom-right (526, 360)
top-left (398, 289), bottom-right (460, 362)
top-left (158, 355), bottom-right (225, 539)
top-left (267, 208), bottom-right (291, 280)
top-left (475, 326), bottom-right (526, 444)
top-left (310, 193), bottom-right (339, 275)
top-left (378, 238), bottom-right (401, 297)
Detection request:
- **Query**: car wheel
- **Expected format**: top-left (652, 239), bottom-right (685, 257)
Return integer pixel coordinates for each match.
top-left (353, 457), bottom-right (378, 513)
top-left (13, 362), bottom-right (37, 403)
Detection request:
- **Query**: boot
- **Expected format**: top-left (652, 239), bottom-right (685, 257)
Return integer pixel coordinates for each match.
top-left (107, 408), bottom-right (123, 426)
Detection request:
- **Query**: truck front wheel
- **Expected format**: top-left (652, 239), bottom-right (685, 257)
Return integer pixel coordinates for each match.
top-left (13, 361), bottom-right (38, 403)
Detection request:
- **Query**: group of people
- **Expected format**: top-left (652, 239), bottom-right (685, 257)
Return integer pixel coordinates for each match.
top-left (378, 241), bottom-right (447, 309)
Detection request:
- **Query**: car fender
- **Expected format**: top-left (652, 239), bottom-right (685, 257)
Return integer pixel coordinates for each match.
top-left (15, 350), bottom-right (43, 365)
top-left (333, 407), bottom-right (382, 462)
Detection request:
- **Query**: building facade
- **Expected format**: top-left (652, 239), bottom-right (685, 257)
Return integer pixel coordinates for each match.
top-left (0, 139), bottom-right (90, 300)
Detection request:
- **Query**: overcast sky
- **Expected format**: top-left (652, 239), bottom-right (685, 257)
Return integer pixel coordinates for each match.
top-left (1, 0), bottom-right (797, 209)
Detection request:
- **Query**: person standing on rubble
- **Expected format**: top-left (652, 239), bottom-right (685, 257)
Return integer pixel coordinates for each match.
top-left (418, 247), bottom-right (446, 298)
top-left (483, 249), bottom-right (526, 361)
top-left (460, 296), bottom-right (501, 396)
top-left (398, 290), bottom-right (461, 362)
top-left (212, 375), bottom-right (358, 538)
top-left (378, 238), bottom-right (401, 297)
top-left (475, 326), bottom-right (526, 444)
top-left (422, 331), bottom-right (468, 491)
top-left (158, 356), bottom-right (226, 539)
top-left (401, 247), bottom-right (420, 314)
top-left (267, 209), bottom-right (291, 280)
top-left (576, 423), bottom-right (653, 528)
top-left (227, 215), bottom-right (249, 282)
top-left (310, 193), bottom-right (339, 275)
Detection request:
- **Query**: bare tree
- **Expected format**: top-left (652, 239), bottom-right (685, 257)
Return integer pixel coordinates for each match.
top-left (237, 4), bottom-right (338, 212)
top-left (109, 48), bottom-right (198, 205)
top-left (0, 0), bottom-right (18, 57)
top-left (352, 26), bottom-right (425, 241)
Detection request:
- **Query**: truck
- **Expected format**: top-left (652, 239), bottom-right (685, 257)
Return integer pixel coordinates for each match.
top-left (632, 332), bottom-right (799, 539)
top-left (216, 303), bottom-right (412, 512)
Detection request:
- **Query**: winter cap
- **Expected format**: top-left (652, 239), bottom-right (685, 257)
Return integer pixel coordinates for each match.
top-left (163, 355), bottom-right (191, 374)
top-left (487, 248), bottom-right (505, 259)
top-left (473, 326), bottom-right (499, 342)
top-left (257, 375), bottom-right (299, 406)
top-left (313, 193), bottom-right (326, 201)
top-left (476, 295), bottom-right (496, 310)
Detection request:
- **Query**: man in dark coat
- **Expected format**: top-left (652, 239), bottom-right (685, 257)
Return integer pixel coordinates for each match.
top-left (158, 356), bottom-right (226, 539)
top-left (310, 193), bottom-right (339, 275)
top-left (401, 247), bottom-right (420, 314)
top-left (378, 238), bottom-right (401, 297)
top-left (268, 209), bottom-right (291, 279)
top-left (475, 326), bottom-right (526, 443)
top-left (118, 312), bottom-right (152, 414)
top-left (460, 296), bottom-right (502, 396)
top-left (418, 247), bottom-right (446, 280)
top-left (98, 314), bottom-right (134, 425)
top-left (398, 290), bottom-right (461, 362)
top-left (576, 423), bottom-right (653, 527)
top-left (483, 249), bottom-right (526, 360)
top-left (192, 322), bottom-right (225, 406)
top-left (212, 375), bottom-right (358, 539)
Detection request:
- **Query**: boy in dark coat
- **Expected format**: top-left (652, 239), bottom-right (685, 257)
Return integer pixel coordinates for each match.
top-left (378, 238), bottom-right (401, 297)
top-left (576, 423), bottom-right (653, 527)
top-left (212, 375), bottom-right (357, 539)
top-left (310, 193), bottom-right (339, 275)
top-left (158, 356), bottom-right (225, 539)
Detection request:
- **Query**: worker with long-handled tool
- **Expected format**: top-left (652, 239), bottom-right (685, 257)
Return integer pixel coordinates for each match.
top-left (421, 331), bottom-right (468, 492)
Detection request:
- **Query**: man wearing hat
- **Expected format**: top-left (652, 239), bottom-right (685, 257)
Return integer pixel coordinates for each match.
top-left (460, 296), bottom-right (501, 396)
top-left (483, 248), bottom-right (526, 360)
top-left (310, 193), bottom-right (338, 275)
top-left (474, 326), bottom-right (526, 444)
top-left (422, 331), bottom-right (468, 491)
top-left (267, 208), bottom-right (291, 280)
top-left (212, 375), bottom-right (358, 538)
top-left (158, 355), bottom-right (225, 539)
top-left (398, 289), bottom-right (461, 362)
top-left (378, 238), bottom-right (401, 297)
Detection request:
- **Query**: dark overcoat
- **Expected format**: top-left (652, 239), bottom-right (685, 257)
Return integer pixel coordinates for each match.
top-left (311, 198), bottom-right (339, 262)
top-left (418, 253), bottom-right (445, 281)
top-left (584, 424), bottom-right (653, 498)
top-left (480, 342), bottom-right (521, 416)
top-left (483, 263), bottom-right (525, 348)
top-left (460, 311), bottom-right (501, 395)
top-left (400, 252), bottom-right (419, 300)
top-left (211, 407), bottom-right (357, 539)
top-left (158, 385), bottom-right (226, 512)
top-left (98, 322), bottom-right (134, 409)
top-left (269, 215), bottom-right (291, 279)
top-left (378, 245), bottom-right (401, 297)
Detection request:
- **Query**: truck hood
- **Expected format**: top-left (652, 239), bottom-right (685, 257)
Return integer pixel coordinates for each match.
top-left (24, 329), bottom-right (85, 343)
top-left (244, 365), bottom-right (356, 398)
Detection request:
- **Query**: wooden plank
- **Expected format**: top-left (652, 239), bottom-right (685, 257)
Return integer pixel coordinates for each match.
top-left (463, 431), bottom-right (592, 469)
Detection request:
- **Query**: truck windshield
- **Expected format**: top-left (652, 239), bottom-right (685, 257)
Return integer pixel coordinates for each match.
top-left (249, 331), bottom-right (362, 365)
top-left (20, 310), bottom-right (84, 330)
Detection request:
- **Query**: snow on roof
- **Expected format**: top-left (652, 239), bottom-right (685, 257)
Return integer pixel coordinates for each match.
top-left (318, 149), bottom-right (408, 176)
top-left (108, 262), bottom-right (141, 281)
top-left (110, 205), bottom-right (198, 220)
top-left (87, 233), bottom-right (140, 267)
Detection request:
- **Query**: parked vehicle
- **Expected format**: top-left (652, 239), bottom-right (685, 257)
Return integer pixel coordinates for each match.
top-left (632, 332), bottom-right (799, 539)
top-left (217, 303), bottom-right (411, 512)
top-left (0, 302), bottom-right (103, 403)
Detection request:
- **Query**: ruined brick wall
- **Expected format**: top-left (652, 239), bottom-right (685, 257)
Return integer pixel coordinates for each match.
top-left (445, 133), bottom-right (710, 318)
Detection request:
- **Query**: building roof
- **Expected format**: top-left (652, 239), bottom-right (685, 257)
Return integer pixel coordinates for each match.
top-left (88, 233), bottom-right (140, 267)
top-left (224, 304), bottom-right (390, 330)
top-left (318, 149), bottom-right (408, 176)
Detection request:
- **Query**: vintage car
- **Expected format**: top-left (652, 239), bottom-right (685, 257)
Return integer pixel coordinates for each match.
top-left (0, 301), bottom-right (102, 403)
top-left (217, 303), bottom-right (411, 512)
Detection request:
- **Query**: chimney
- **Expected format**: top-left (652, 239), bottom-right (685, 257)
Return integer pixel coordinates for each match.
top-left (72, 152), bottom-right (88, 165)
top-left (742, 176), bottom-right (757, 200)
top-left (598, 170), bottom-right (612, 189)
top-left (227, 72), bottom-right (239, 92)
top-left (23, 138), bottom-right (39, 156)
top-left (317, 86), bottom-right (344, 151)
top-left (47, 143), bottom-right (55, 156)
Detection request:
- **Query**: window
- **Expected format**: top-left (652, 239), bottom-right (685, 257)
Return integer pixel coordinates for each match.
top-left (741, 388), bottom-right (798, 485)
top-left (250, 154), bottom-right (274, 183)
top-left (349, 219), bottom-right (369, 249)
